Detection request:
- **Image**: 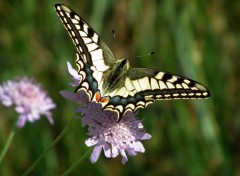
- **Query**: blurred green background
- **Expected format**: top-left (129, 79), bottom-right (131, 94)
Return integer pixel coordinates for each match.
top-left (0, 0), bottom-right (239, 175)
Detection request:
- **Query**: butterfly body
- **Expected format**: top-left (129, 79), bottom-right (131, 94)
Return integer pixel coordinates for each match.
top-left (101, 58), bottom-right (129, 96)
top-left (55, 4), bottom-right (210, 121)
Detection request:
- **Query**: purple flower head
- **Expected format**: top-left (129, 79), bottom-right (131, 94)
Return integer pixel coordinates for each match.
top-left (79, 103), bottom-right (151, 164)
top-left (61, 62), bottom-right (151, 164)
top-left (0, 77), bottom-right (56, 128)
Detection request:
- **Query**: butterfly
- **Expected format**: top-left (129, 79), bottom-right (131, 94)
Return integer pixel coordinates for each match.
top-left (54, 4), bottom-right (210, 121)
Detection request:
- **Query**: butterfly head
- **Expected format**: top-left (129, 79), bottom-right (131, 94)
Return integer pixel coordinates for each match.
top-left (115, 58), bottom-right (129, 72)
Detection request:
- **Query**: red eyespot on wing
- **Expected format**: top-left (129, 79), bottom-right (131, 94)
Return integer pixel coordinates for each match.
top-left (100, 97), bottom-right (110, 104)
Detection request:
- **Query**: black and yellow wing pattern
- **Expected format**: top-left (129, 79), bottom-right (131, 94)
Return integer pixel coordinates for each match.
top-left (54, 4), bottom-right (210, 121)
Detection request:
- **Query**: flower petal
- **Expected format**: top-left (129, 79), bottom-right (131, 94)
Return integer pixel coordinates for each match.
top-left (60, 90), bottom-right (89, 105)
top-left (139, 133), bottom-right (152, 140)
top-left (120, 150), bottom-right (128, 164)
top-left (111, 146), bottom-right (119, 158)
top-left (103, 143), bottom-right (111, 158)
top-left (133, 141), bottom-right (145, 153)
top-left (90, 145), bottom-right (102, 163)
top-left (17, 115), bottom-right (27, 128)
top-left (126, 148), bottom-right (137, 156)
top-left (85, 138), bottom-right (98, 147)
top-left (67, 62), bottom-right (81, 80)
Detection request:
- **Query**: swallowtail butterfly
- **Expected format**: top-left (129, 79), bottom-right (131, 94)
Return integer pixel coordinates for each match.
top-left (55, 4), bottom-right (210, 121)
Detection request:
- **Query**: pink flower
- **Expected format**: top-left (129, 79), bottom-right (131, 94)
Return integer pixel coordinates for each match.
top-left (0, 77), bottom-right (56, 128)
top-left (61, 62), bottom-right (151, 164)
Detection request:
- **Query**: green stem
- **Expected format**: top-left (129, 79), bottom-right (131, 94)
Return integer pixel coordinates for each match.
top-left (61, 148), bottom-right (92, 176)
top-left (0, 125), bottom-right (17, 164)
top-left (22, 117), bottom-right (74, 176)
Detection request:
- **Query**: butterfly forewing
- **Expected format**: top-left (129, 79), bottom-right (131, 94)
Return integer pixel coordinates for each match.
top-left (55, 4), bottom-right (117, 98)
top-left (55, 4), bottom-right (210, 121)
top-left (54, 4), bottom-right (116, 67)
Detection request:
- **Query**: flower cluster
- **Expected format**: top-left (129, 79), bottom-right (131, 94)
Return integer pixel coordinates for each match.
top-left (0, 77), bottom-right (56, 128)
top-left (61, 62), bottom-right (151, 164)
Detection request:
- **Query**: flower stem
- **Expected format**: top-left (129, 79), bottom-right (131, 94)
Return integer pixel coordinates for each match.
top-left (61, 148), bottom-right (92, 176)
top-left (22, 117), bottom-right (74, 176)
top-left (0, 124), bottom-right (17, 164)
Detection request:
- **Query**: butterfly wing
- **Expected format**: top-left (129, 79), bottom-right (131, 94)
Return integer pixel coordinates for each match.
top-left (54, 4), bottom-right (116, 66)
top-left (104, 68), bottom-right (210, 120)
top-left (55, 4), bottom-right (117, 98)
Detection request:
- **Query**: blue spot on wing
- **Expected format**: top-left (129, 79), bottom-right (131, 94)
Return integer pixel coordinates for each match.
top-left (85, 65), bottom-right (98, 93)
top-left (109, 93), bottom-right (143, 106)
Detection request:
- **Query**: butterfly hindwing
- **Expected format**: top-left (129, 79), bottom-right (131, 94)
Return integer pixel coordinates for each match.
top-left (103, 68), bottom-right (210, 120)
top-left (127, 68), bottom-right (210, 99)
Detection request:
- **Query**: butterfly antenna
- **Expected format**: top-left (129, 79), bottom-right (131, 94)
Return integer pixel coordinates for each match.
top-left (128, 51), bottom-right (155, 60)
top-left (112, 30), bottom-right (154, 59)
top-left (112, 29), bottom-right (126, 59)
